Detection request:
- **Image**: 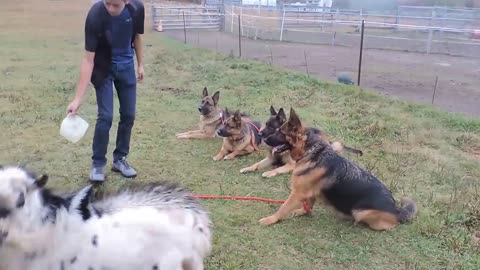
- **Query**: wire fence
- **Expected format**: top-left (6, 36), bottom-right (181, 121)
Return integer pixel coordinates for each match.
top-left (151, 4), bottom-right (480, 117)
top-left (152, 4), bottom-right (480, 57)
top-left (223, 5), bottom-right (480, 57)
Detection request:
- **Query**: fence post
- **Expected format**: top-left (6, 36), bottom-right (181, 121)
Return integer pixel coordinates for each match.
top-left (183, 11), bottom-right (187, 44)
top-left (426, 9), bottom-right (436, 54)
top-left (431, 75), bottom-right (439, 104)
top-left (280, 9), bottom-right (286, 41)
top-left (357, 20), bottom-right (365, 86)
top-left (150, 0), bottom-right (155, 32)
top-left (219, 0), bottom-right (225, 32)
top-left (303, 50), bottom-right (309, 76)
top-left (240, 6), bottom-right (243, 36)
top-left (426, 27), bottom-right (433, 54)
top-left (231, 6), bottom-right (234, 33)
top-left (238, 14), bottom-right (242, 57)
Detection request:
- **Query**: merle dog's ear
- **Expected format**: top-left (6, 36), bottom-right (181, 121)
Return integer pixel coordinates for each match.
top-left (269, 105), bottom-right (277, 116)
top-left (34, 174), bottom-right (48, 189)
top-left (202, 87), bottom-right (208, 97)
top-left (224, 107), bottom-right (230, 117)
top-left (212, 91), bottom-right (220, 106)
top-left (68, 185), bottom-right (94, 219)
top-left (277, 108), bottom-right (286, 123)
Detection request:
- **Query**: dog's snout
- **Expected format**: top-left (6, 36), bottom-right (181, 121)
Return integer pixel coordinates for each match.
top-left (0, 208), bottom-right (11, 219)
top-left (198, 107), bottom-right (203, 112)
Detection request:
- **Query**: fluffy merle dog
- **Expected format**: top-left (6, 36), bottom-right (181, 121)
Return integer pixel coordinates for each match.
top-left (0, 166), bottom-right (212, 270)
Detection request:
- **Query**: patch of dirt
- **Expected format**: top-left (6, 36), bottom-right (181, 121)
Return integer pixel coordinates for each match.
top-left (162, 31), bottom-right (480, 117)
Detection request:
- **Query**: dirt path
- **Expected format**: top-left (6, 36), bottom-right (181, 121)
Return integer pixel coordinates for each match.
top-left (162, 30), bottom-right (480, 117)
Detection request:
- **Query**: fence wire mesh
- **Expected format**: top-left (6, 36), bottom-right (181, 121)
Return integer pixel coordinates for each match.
top-left (151, 3), bottom-right (480, 116)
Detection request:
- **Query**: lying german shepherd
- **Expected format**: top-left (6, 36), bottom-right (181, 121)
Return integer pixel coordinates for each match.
top-left (176, 87), bottom-right (223, 140)
top-left (240, 106), bottom-right (363, 178)
top-left (213, 109), bottom-right (262, 161)
top-left (259, 108), bottom-right (417, 231)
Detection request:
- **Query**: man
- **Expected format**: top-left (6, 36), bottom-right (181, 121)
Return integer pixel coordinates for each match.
top-left (66, 0), bottom-right (145, 182)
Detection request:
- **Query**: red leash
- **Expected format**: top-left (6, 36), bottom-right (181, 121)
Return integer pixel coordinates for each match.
top-left (192, 194), bottom-right (312, 213)
top-left (193, 194), bottom-right (285, 204)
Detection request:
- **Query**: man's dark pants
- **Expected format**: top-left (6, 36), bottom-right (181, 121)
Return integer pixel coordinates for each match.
top-left (92, 61), bottom-right (136, 168)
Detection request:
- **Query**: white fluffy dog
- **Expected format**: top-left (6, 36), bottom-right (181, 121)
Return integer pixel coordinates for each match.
top-left (0, 166), bottom-right (212, 270)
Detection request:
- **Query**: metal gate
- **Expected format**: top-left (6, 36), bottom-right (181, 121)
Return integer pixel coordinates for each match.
top-left (152, 6), bottom-right (223, 31)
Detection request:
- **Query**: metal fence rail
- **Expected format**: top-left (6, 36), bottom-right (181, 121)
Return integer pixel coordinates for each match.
top-left (152, 5), bottom-right (222, 31)
top-left (151, 3), bottom-right (480, 58)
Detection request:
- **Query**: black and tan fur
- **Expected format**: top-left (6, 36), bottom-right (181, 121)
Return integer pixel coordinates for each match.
top-left (176, 87), bottom-right (224, 140)
top-left (240, 106), bottom-right (363, 178)
top-left (259, 108), bottom-right (417, 231)
top-left (213, 109), bottom-right (262, 161)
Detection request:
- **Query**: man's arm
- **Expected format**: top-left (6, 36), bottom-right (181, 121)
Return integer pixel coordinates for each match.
top-left (134, 34), bottom-right (144, 82)
top-left (74, 52), bottom-right (95, 101)
top-left (67, 9), bottom-right (98, 115)
top-left (134, 2), bottom-right (145, 82)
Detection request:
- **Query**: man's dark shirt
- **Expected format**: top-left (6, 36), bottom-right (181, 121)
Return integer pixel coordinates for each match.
top-left (84, 0), bottom-right (145, 87)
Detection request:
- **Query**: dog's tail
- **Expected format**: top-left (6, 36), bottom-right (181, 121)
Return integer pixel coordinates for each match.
top-left (397, 197), bottom-right (417, 224)
top-left (330, 141), bottom-right (363, 156)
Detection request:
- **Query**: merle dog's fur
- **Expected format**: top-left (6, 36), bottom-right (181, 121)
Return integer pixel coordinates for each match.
top-left (0, 166), bottom-right (212, 270)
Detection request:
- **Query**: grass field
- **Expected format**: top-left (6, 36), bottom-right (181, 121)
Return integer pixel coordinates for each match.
top-left (1, 1), bottom-right (480, 269)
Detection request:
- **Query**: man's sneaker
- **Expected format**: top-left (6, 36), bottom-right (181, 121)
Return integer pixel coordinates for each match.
top-left (90, 166), bottom-right (105, 182)
top-left (112, 157), bottom-right (137, 178)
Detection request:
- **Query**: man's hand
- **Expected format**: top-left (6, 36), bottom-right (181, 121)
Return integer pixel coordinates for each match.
top-left (137, 64), bottom-right (144, 82)
top-left (67, 51), bottom-right (95, 115)
top-left (67, 98), bottom-right (82, 115)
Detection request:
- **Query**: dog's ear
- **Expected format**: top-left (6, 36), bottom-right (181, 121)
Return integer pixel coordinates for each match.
top-left (224, 107), bottom-right (230, 117)
top-left (202, 87), bottom-right (208, 97)
top-left (68, 185), bottom-right (94, 219)
top-left (212, 91), bottom-right (220, 106)
top-left (34, 174), bottom-right (48, 189)
top-left (287, 108), bottom-right (302, 131)
top-left (233, 110), bottom-right (242, 123)
top-left (269, 105), bottom-right (277, 115)
top-left (277, 108), bottom-right (286, 123)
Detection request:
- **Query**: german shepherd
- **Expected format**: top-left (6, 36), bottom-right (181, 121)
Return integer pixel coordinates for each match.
top-left (176, 87), bottom-right (223, 140)
top-left (240, 106), bottom-right (363, 178)
top-left (213, 109), bottom-right (262, 161)
top-left (258, 108), bottom-right (417, 231)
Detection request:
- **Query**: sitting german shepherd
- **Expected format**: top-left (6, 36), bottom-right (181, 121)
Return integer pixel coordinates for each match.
top-left (259, 108), bottom-right (417, 231)
top-left (213, 109), bottom-right (262, 161)
top-left (240, 106), bottom-right (363, 178)
top-left (176, 87), bottom-right (223, 140)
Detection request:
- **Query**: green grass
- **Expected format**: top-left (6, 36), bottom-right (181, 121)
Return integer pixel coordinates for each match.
top-left (1, 1), bottom-right (480, 269)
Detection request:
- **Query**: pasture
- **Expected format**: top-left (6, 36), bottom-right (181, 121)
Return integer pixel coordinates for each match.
top-left (1, 0), bottom-right (480, 269)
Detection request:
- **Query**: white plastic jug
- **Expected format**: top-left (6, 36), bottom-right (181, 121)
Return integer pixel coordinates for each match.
top-left (60, 114), bottom-right (89, 143)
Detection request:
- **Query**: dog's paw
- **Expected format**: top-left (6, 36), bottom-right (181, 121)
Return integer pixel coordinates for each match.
top-left (262, 170), bottom-right (278, 178)
top-left (240, 166), bottom-right (255, 174)
top-left (213, 155), bottom-right (223, 161)
top-left (224, 154), bottom-right (236, 160)
top-left (259, 216), bottom-right (278, 226)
